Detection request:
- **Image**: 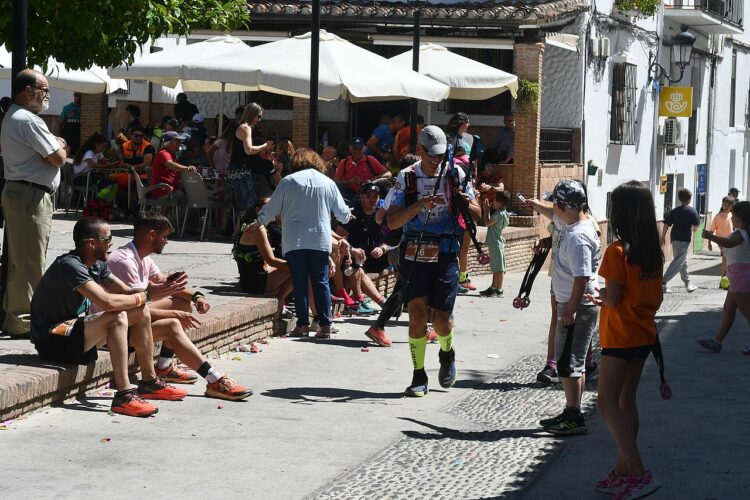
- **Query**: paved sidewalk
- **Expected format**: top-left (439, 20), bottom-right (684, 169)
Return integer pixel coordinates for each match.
top-left (1, 218), bottom-right (746, 499)
top-left (0, 214), bottom-right (242, 365)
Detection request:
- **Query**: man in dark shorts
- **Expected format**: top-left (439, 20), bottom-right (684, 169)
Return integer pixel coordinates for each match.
top-left (387, 126), bottom-right (480, 397)
top-left (336, 182), bottom-right (390, 312)
top-left (30, 217), bottom-right (188, 417)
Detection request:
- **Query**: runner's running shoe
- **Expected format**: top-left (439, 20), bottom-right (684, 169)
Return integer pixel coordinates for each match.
top-left (438, 348), bottom-right (457, 389)
top-left (536, 364), bottom-right (558, 384)
top-left (155, 363), bottom-right (199, 384)
top-left (137, 378), bottom-right (188, 401)
top-left (111, 388), bottom-right (158, 417)
top-left (405, 370), bottom-right (429, 397)
top-left (697, 338), bottom-right (722, 353)
top-left (205, 376), bottom-right (253, 401)
top-left (613, 471), bottom-right (661, 500)
top-left (365, 325), bottom-right (392, 347)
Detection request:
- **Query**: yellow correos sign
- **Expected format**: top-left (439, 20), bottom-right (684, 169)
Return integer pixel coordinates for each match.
top-left (659, 87), bottom-right (693, 117)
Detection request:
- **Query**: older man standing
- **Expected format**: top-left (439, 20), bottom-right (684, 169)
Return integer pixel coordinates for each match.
top-left (0, 70), bottom-right (67, 336)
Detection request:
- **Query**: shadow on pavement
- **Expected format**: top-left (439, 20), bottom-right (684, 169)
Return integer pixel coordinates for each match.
top-left (262, 386), bottom-right (403, 404)
top-left (292, 337), bottom-right (371, 349)
top-left (202, 282), bottom-right (247, 297)
top-left (399, 420), bottom-right (550, 442)
top-left (52, 396), bottom-right (111, 414)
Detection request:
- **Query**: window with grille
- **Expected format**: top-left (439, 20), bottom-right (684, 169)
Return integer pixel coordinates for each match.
top-left (610, 63), bottom-right (637, 145)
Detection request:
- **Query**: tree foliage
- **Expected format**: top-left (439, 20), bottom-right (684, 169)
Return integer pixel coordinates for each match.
top-left (0, 0), bottom-right (250, 70)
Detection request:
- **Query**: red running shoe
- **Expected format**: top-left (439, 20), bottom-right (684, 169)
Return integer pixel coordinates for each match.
top-left (111, 388), bottom-right (159, 417)
top-left (155, 363), bottom-right (199, 384)
top-left (205, 376), bottom-right (253, 401)
top-left (137, 377), bottom-right (188, 401)
top-left (426, 326), bottom-right (438, 343)
top-left (459, 279), bottom-right (477, 291)
top-left (365, 325), bottom-right (392, 347)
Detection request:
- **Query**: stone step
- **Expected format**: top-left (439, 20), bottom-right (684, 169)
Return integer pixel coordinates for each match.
top-left (0, 296), bottom-right (278, 422)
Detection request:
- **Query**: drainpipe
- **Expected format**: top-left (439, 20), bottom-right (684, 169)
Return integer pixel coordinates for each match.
top-left (648, 3), bottom-right (666, 203)
top-left (704, 44), bottom-right (717, 216)
top-left (581, 18), bottom-right (588, 187)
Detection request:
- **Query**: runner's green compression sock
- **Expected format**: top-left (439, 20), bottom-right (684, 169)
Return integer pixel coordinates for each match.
top-left (409, 336), bottom-right (427, 370)
top-left (437, 329), bottom-right (454, 353)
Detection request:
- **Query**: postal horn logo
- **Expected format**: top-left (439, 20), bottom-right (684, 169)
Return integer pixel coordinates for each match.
top-left (665, 92), bottom-right (688, 114)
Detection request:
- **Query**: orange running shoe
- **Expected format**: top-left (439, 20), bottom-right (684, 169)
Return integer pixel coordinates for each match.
top-left (155, 363), bottom-right (199, 384)
top-left (205, 376), bottom-right (253, 401)
top-left (111, 388), bottom-right (159, 417)
top-left (137, 377), bottom-right (188, 401)
top-left (458, 279), bottom-right (477, 291)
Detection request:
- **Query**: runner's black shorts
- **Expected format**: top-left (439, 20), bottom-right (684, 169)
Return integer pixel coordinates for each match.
top-left (399, 245), bottom-right (459, 313)
top-left (33, 318), bottom-right (98, 365)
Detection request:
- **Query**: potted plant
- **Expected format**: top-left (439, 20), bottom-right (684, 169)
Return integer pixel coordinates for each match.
top-left (516, 79), bottom-right (540, 117)
top-left (615, 0), bottom-right (659, 18)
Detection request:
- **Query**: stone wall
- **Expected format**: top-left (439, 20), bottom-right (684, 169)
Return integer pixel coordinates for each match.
top-left (539, 163), bottom-right (584, 195)
top-left (0, 297), bottom-right (278, 422)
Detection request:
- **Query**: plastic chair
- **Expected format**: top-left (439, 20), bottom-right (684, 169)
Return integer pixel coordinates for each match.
top-left (180, 170), bottom-right (225, 240)
top-left (130, 167), bottom-right (181, 235)
top-left (62, 163), bottom-right (97, 215)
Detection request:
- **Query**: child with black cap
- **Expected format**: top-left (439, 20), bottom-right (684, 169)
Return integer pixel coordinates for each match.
top-left (539, 179), bottom-right (600, 435)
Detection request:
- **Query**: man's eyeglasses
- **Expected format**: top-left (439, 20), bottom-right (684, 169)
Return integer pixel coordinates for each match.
top-left (87, 235), bottom-right (112, 243)
top-left (32, 86), bottom-right (50, 95)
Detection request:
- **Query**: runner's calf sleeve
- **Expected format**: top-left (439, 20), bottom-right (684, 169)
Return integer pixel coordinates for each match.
top-left (375, 291), bottom-right (402, 329)
top-left (437, 329), bottom-right (454, 353)
top-left (409, 336), bottom-right (427, 370)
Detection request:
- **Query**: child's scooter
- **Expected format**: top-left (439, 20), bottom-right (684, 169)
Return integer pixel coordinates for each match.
top-left (512, 246), bottom-right (550, 310)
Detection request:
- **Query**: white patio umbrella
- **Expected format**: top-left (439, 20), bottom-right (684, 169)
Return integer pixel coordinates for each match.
top-left (389, 43), bottom-right (518, 101)
top-left (109, 35), bottom-right (256, 131)
top-left (0, 46), bottom-right (127, 94)
top-left (185, 30), bottom-right (450, 103)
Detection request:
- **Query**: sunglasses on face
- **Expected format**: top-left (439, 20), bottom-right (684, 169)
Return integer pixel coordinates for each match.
top-left (87, 235), bottom-right (112, 243)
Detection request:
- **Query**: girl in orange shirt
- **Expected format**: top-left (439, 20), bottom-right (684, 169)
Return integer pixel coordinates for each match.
top-left (708, 195), bottom-right (735, 286)
top-left (594, 181), bottom-right (664, 499)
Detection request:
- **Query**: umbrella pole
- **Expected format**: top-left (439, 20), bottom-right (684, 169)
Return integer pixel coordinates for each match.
top-left (309, 0), bottom-right (320, 149)
top-left (219, 82), bottom-right (225, 135)
top-left (409, 6), bottom-right (421, 153)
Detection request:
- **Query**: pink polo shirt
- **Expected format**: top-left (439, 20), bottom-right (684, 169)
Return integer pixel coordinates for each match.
top-left (106, 241), bottom-right (161, 289)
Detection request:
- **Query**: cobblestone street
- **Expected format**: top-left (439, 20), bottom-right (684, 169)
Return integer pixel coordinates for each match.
top-left (1, 220), bottom-right (745, 498)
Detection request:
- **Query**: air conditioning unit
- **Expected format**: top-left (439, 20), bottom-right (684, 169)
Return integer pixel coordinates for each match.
top-left (662, 118), bottom-right (683, 148)
top-left (600, 37), bottom-right (611, 58)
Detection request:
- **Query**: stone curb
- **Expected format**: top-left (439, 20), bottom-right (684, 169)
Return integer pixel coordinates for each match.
top-left (0, 296), bottom-right (279, 421)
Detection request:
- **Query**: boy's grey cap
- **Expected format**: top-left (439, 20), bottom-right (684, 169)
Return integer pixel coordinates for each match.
top-left (418, 125), bottom-right (447, 156)
top-left (550, 180), bottom-right (587, 209)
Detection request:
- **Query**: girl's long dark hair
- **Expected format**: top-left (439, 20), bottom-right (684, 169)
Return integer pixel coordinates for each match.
top-left (609, 180), bottom-right (664, 272)
top-left (74, 133), bottom-right (107, 165)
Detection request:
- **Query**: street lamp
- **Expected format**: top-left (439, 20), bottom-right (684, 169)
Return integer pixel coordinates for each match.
top-left (648, 27), bottom-right (696, 84)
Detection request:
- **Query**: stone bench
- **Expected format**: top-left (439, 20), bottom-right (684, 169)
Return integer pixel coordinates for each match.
top-left (0, 296), bottom-right (278, 422)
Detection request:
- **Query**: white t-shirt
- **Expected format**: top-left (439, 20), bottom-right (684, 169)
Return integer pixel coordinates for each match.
top-left (552, 218), bottom-right (600, 304)
top-left (74, 150), bottom-right (102, 177)
top-left (725, 229), bottom-right (750, 266)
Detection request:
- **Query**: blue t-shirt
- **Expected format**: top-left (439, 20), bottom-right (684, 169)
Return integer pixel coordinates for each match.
top-left (365, 124), bottom-right (394, 162)
top-left (664, 204), bottom-right (700, 242)
top-left (387, 160), bottom-right (475, 253)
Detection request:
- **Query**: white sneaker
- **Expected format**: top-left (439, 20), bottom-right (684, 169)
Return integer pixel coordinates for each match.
top-left (662, 285), bottom-right (672, 293)
top-left (686, 283), bottom-right (697, 293)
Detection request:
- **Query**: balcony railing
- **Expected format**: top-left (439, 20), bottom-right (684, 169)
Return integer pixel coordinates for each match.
top-left (539, 128), bottom-right (573, 163)
top-left (666, 0), bottom-right (744, 28)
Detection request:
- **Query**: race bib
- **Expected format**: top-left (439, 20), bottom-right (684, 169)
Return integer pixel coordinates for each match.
top-left (405, 240), bottom-right (440, 263)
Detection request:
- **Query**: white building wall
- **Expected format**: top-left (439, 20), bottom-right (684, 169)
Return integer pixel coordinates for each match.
top-left (580, 2), bottom-right (660, 218)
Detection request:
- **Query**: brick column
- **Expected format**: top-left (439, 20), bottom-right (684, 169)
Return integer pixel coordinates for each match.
top-left (292, 97), bottom-right (310, 149)
top-left (80, 93), bottom-right (108, 144)
top-left (512, 41), bottom-right (544, 215)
